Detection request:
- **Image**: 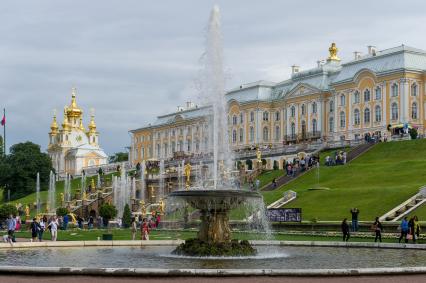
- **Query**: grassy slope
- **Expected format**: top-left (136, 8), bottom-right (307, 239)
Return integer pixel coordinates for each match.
top-left (262, 139), bottom-right (426, 221)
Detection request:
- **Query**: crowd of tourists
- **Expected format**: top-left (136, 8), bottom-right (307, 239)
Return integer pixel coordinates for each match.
top-left (285, 155), bottom-right (319, 177)
top-left (324, 150), bottom-right (347, 166)
top-left (341, 208), bottom-right (421, 244)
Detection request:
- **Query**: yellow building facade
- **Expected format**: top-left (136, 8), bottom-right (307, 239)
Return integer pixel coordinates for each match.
top-left (48, 88), bottom-right (108, 176)
top-left (129, 44), bottom-right (426, 165)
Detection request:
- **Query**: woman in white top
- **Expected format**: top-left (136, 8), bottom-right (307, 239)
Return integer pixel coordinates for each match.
top-left (48, 217), bottom-right (59, 241)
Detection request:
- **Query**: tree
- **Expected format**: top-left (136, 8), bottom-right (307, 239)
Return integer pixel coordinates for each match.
top-left (108, 152), bottom-right (128, 163)
top-left (0, 204), bottom-right (18, 221)
top-left (99, 203), bottom-right (117, 227)
top-left (409, 128), bottom-right (418, 140)
top-left (0, 142), bottom-right (53, 201)
top-left (56, 207), bottom-right (68, 217)
top-left (0, 135), bottom-right (3, 157)
top-left (122, 203), bottom-right (132, 228)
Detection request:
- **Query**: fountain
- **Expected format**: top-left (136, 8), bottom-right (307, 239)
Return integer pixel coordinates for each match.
top-left (140, 160), bottom-right (146, 201)
top-left (36, 172), bottom-right (40, 215)
top-left (168, 5), bottom-right (265, 257)
top-left (47, 171), bottom-right (56, 213)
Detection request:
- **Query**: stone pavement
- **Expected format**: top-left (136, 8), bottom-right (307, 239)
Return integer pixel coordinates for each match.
top-left (1, 275), bottom-right (426, 283)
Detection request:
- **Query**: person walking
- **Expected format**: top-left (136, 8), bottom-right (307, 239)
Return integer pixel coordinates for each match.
top-left (341, 218), bottom-right (350, 242)
top-left (255, 179), bottom-right (260, 190)
top-left (6, 215), bottom-right (16, 243)
top-left (38, 216), bottom-right (46, 242)
top-left (48, 216), bottom-right (59, 241)
top-left (350, 208), bottom-right (359, 232)
top-left (141, 218), bottom-right (150, 240)
top-left (272, 178), bottom-right (277, 189)
top-left (88, 216), bottom-right (94, 230)
top-left (131, 217), bottom-right (137, 240)
top-left (30, 218), bottom-right (41, 242)
top-left (399, 217), bottom-right (409, 243)
top-left (372, 217), bottom-right (383, 242)
top-left (413, 216), bottom-right (421, 243)
top-left (63, 214), bottom-right (69, 230)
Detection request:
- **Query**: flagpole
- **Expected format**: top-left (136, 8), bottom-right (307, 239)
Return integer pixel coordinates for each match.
top-left (3, 108), bottom-right (5, 156)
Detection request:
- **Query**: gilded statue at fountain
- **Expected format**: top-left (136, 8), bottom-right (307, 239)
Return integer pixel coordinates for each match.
top-left (184, 162), bottom-right (192, 189)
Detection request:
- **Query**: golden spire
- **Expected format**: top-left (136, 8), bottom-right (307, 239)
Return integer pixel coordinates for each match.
top-left (50, 109), bottom-right (59, 134)
top-left (66, 87), bottom-right (83, 118)
top-left (88, 108), bottom-right (97, 134)
top-left (62, 107), bottom-right (71, 131)
top-left (327, 42), bottom-right (340, 61)
top-left (79, 118), bottom-right (85, 131)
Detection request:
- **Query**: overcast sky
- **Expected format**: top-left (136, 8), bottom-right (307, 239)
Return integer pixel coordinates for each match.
top-left (1, 0), bottom-right (426, 155)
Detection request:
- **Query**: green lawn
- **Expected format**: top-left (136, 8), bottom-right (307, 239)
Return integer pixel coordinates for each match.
top-left (262, 139), bottom-right (426, 221)
top-left (406, 203), bottom-right (426, 220)
top-left (8, 228), bottom-right (421, 243)
top-left (258, 170), bottom-right (284, 187)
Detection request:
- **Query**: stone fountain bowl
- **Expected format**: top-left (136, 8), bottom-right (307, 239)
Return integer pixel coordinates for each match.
top-left (169, 189), bottom-right (262, 211)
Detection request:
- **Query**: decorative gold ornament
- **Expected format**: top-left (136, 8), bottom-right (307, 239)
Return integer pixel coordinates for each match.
top-left (256, 147), bottom-right (262, 163)
top-left (25, 205), bottom-right (30, 217)
top-left (66, 87), bottom-right (83, 118)
top-left (159, 198), bottom-right (165, 214)
top-left (184, 163), bottom-right (192, 189)
top-left (50, 110), bottom-right (59, 135)
top-left (140, 200), bottom-right (146, 216)
top-left (327, 42), bottom-right (340, 61)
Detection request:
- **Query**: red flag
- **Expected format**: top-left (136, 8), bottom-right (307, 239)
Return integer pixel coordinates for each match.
top-left (0, 115), bottom-right (4, 126)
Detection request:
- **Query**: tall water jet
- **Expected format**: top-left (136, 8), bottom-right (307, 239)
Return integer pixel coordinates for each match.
top-left (199, 5), bottom-right (234, 189)
top-left (48, 171), bottom-right (56, 213)
top-left (159, 159), bottom-right (165, 200)
top-left (140, 161), bottom-right (146, 202)
top-left (97, 173), bottom-right (101, 189)
top-left (36, 172), bottom-right (40, 215)
top-left (132, 177), bottom-right (136, 200)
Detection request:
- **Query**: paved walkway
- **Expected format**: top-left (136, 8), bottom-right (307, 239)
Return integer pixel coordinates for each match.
top-left (1, 275), bottom-right (426, 283)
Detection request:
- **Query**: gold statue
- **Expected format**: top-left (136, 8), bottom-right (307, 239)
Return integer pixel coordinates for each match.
top-left (82, 190), bottom-right (87, 201)
top-left (256, 147), bottom-right (262, 163)
top-left (25, 205), bottom-right (30, 217)
top-left (184, 163), bottom-right (192, 189)
top-left (140, 200), bottom-right (146, 216)
top-left (91, 178), bottom-right (96, 190)
top-left (159, 198), bottom-right (165, 214)
top-left (60, 193), bottom-right (64, 204)
top-left (328, 42), bottom-right (340, 61)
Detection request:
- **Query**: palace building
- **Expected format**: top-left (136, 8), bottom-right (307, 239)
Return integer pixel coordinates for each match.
top-left (48, 88), bottom-right (108, 177)
top-left (129, 43), bottom-right (426, 165)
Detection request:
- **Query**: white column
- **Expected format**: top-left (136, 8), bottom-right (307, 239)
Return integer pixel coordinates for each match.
top-left (400, 79), bottom-right (409, 123)
top-left (256, 109), bottom-right (261, 144)
top-left (318, 99), bottom-right (323, 133)
top-left (348, 91), bottom-right (353, 132)
top-left (382, 82), bottom-right (387, 127)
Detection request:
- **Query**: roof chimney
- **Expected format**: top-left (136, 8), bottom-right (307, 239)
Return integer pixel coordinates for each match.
top-left (291, 65), bottom-right (300, 75)
top-left (367, 46), bottom-right (377, 56)
top-left (354, 51), bottom-right (362, 60)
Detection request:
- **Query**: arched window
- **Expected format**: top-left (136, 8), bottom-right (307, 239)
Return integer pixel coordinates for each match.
top-left (290, 106), bottom-right (296, 117)
top-left (232, 115), bottom-right (237, 125)
top-left (263, 127), bottom-right (269, 141)
top-left (329, 117), bottom-right (334, 132)
top-left (340, 111), bottom-right (346, 128)
top-left (329, 100), bottom-right (334, 112)
top-left (291, 123), bottom-right (296, 138)
top-left (301, 120), bottom-right (306, 138)
top-left (240, 113), bottom-right (244, 124)
top-left (364, 89), bottom-right (371, 102)
top-left (375, 105), bottom-right (382, 122)
top-left (412, 102), bottom-right (418, 119)
top-left (249, 127), bottom-right (254, 142)
top-left (312, 102), bottom-right (317, 113)
top-left (156, 144), bottom-right (160, 156)
top-left (354, 109), bottom-right (360, 125)
top-left (232, 130), bottom-right (237, 143)
top-left (250, 111), bottom-right (255, 122)
top-left (411, 83), bottom-right (418, 96)
top-left (301, 104), bottom-right (306, 115)
top-left (391, 83), bottom-right (398, 97)
top-left (312, 119), bottom-right (317, 134)
top-left (275, 111), bottom-right (280, 121)
top-left (354, 91), bottom-right (360, 104)
top-left (340, 94), bottom-right (346, 106)
top-left (364, 108), bottom-right (370, 123)
top-left (391, 103), bottom-right (398, 120)
top-left (171, 141), bottom-right (176, 152)
top-left (375, 87), bottom-right (382, 100)
top-left (263, 111), bottom-right (269, 121)
top-left (239, 128), bottom-right (244, 142)
top-left (275, 126), bottom-right (280, 141)
top-left (164, 143), bottom-right (168, 157)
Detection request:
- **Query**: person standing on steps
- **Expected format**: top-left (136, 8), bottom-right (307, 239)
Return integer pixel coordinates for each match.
top-left (372, 217), bottom-right (383, 242)
top-left (350, 208), bottom-right (359, 232)
top-left (341, 218), bottom-right (350, 242)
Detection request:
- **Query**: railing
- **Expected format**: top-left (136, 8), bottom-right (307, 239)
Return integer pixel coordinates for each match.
top-left (284, 131), bottom-right (322, 142)
top-left (283, 190), bottom-right (297, 202)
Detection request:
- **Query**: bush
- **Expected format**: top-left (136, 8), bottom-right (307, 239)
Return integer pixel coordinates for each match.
top-left (56, 207), bottom-right (68, 217)
top-left (99, 203), bottom-right (117, 223)
top-left (122, 203), bottom-right (132, 228)
top-left (273, 160), bottom-right (279, 170)
top-left (409, 128), bottom-right (418, 140)
top-left (0, 204), bottom-right (18, 221)
top-left (245, 159), bottom-right (253, 170)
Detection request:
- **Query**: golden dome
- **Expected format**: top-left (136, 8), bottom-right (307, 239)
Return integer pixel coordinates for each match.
top-left (66, 87), bottom-right (83, 118)
top-left (88, 113), bottom-right (97, 134)
top-left (79, 118), bottom-right (86, 132)
top-left (50, 111), bottom-right (59, 134)
top-left (62, 107), bottom-right (71, 131)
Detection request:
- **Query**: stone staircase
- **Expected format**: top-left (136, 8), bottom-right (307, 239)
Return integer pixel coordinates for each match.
top-left (379, 186), bottom-right (426, 222)
top-left (345, 141), bottom-right (377, 163)
top-left (267, 190), bottom-right (297, 209)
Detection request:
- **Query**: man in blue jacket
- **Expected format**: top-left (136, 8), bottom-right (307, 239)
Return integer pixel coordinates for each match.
top-left (399, 217), bottom-right (409, 243)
